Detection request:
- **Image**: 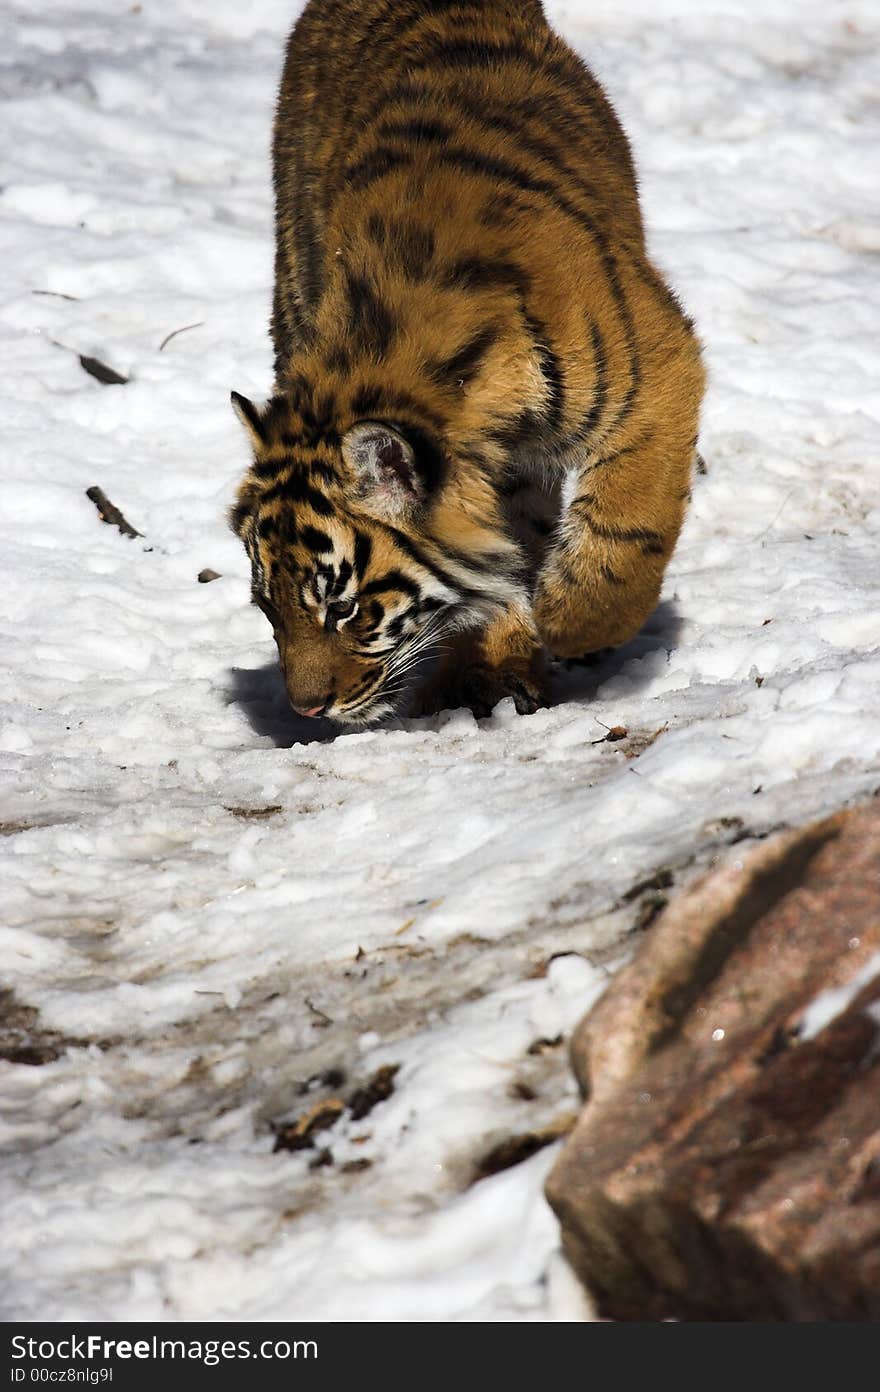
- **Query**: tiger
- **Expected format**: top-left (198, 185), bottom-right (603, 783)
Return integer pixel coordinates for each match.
top-left (230, 0), bottom-right (705, 726)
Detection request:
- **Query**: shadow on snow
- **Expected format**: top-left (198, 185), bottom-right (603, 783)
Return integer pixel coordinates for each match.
top-left (227, 599), bottom-right (683, 747)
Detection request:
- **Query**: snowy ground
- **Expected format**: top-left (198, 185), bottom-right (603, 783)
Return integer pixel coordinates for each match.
top-left (1, 0), bottom-right (879, 1322)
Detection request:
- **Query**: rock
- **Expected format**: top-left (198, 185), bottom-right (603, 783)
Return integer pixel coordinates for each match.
top-left (545, 804), bottom-right (880, 1321)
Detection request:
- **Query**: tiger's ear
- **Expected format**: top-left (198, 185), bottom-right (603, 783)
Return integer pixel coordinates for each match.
top-left (342, 421), bottom-right (429, 518)
top-left (231, 391), bottom-right (268, 450)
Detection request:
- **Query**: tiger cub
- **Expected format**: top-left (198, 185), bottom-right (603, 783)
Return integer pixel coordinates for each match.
top-left (230, 0), bottom-right (704, 725)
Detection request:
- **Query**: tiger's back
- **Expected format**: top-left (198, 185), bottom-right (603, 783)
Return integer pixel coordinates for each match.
top-left (231, 0), bottom-right (705, 724)
top-left (272, 0), bottom-right (643, 356)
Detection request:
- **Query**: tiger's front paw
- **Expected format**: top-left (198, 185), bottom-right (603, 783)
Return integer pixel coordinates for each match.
top-left (459, 662), bottom-right (546, 719)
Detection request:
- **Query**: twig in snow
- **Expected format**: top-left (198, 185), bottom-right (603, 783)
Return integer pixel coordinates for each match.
top-left (48, 338), bottom-right (129, 385)
top-left (304, 997), bottom-right (333, 1027)
top-left (591, 718), bottom-right (628, 744)
top-left (158, 320), bottom-right (205, 352)
top-left (752, 488), bottom-right (796, 542)
top-left (79, 354), bottom-right (129, 386)
top-left (273, 1098), bottom-right (344, 1153)
top-left (85, 486), bottom-right (143, 539)
top-left (32, 289), bottom-right (81, 301)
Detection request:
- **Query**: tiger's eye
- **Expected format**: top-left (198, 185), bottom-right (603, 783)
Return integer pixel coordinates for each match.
top-left (328, 597), bottom-right (357, 620)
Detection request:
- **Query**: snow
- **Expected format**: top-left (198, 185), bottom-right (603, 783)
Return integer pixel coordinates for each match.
top-left (1, 0), bottom-right (879, 1323)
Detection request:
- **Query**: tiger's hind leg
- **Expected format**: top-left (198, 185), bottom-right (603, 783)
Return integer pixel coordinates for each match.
top-left (532, 429), bottom-right (697, 660)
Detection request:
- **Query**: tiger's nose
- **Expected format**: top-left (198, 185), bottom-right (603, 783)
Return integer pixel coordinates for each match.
top-left (292, 701), bottom-right (329, 718)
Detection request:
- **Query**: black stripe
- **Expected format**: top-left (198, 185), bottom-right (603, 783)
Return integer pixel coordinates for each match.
top-left (262, 473), bottom-right (334, 516)
top-left (385, 524), bottom-right (468, 594)
top-left (367, 214), bottom-right (436, 280)
top-left (426, 324), bottom-right (498, 386)
top-left (440, 256), bottom-right (531, 297)
top-left (310, 460), bottom-right (340, 486)
top-left (351, 384), bottom-right (383, 418)
top-left (228, 500), bottom-right (253, 537)
top-left (556, 557), bottom-right (582, 590)
top-left (286, 190), bottom-right (323, 320)
top-left (591, 427), bottom-right (654, 470)
top-left (377, 117), bottom-right (453, 144)
top-left (278, 377), bottom-right (308, 417)
top-left (568, 318), bottom-right (608, 447)
top-left (344, 268), bottom-right (397, 359)
top-left (577, 508), bottom-right (663, 546)
top-left (597, 252), bottom-right (640, 434)
top-left (300, 525), bottom-right (333, 554)
top-left (353, 530), bottom-right (373, 579)
top-left (351, 386), bottom-right (447, 439)
top-left (333, 558), bottom-right (353, 594)
top-left (571, 491), bottom-right (596, 510)
top-left (394, 420), bottom-right (447, 494)
top-left (294, 389), bottom-right (339, 448)
top-left (487, 409), bottom-right (544, 453)
top-left (455, 96), bottom-right (603, 206)
top-left (278, 126), bottom-right (324, 319)
top-left (523, 310), bottom-right (564, 436)
top-left (627, 253), bottom-right (686, 320)
top-left (444, 542), bottom-right (525, 579)
top-left (251, 455), bottom-right (287, 481)
top-left (432, 146), bottom-right (590, 238)
top-left (365, 212), bottom-right (387, 246)
top-left (380, 519), bottom-right (522, 596)
top-left (324, 344), bottom-right (351, 374)
top-left (406, 39), bottom-right (537, 75)
top-left (600, 564), bottom-right (624, 586)
top-left (264, 450), bottom-right (318, 474)
top-left (389, 219), bottom-right (436, 280)
top-left (345, 146), bottom-right (413, 191)
top-left (360, 569), bottom-right (422, 599)
top-left (478, 191), bottom-right (529, 230)
top-left (386, 607), bottom-right (416, 639)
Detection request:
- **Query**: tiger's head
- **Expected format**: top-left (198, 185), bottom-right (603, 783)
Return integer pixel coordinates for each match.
top-left (229, 388), bottom-right (489, 725)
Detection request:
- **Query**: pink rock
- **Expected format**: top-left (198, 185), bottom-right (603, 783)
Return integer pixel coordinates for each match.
top-left (546, 804), bottom-right (880, 1320)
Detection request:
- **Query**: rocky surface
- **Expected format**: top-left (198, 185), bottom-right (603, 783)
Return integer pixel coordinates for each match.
top-left (546, 803), bottom-right (880, 1321)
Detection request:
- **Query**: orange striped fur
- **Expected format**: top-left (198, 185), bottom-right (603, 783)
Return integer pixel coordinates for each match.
top-left (231, 0), bottom-right (705, 724)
